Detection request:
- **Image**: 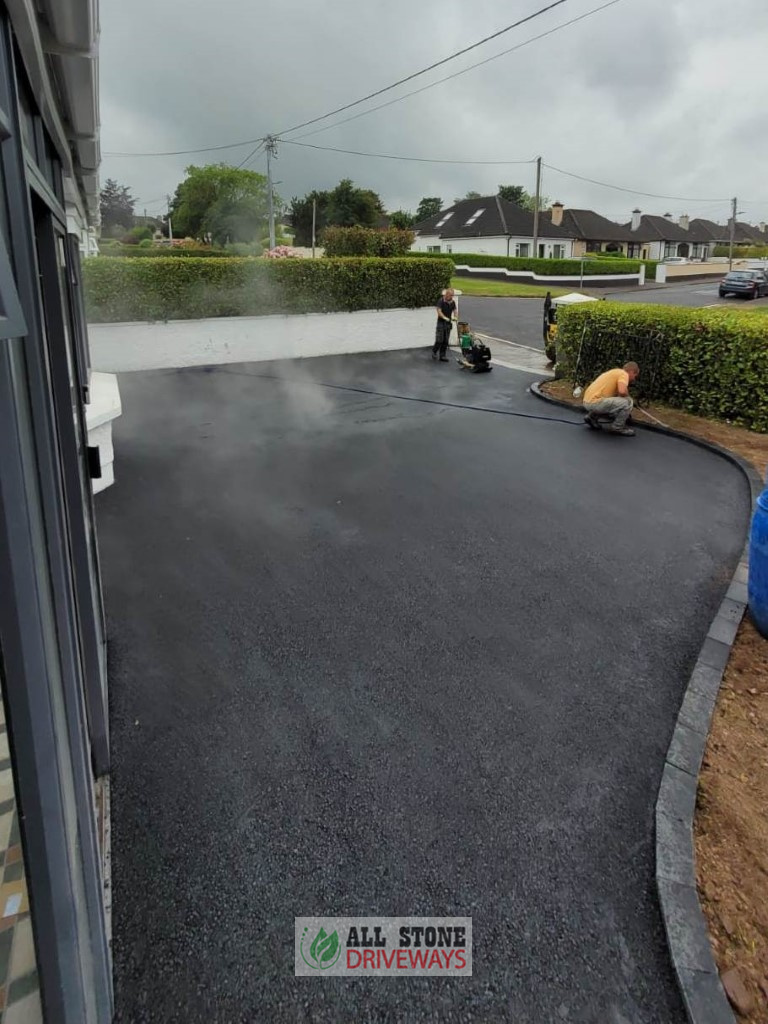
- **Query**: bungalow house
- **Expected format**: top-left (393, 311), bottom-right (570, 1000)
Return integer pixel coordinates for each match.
top-left (689, 218), bottom-right (768, 252)
top-left (411, 195), bottom-right (576, 259)
top-left (621, 210), bottom-right (710, 261)
top-left (540, 203), bottom-right (635, 255)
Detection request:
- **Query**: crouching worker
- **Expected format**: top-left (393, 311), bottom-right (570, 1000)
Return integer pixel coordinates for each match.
top-left (583, 361), bottom-right (640, 436)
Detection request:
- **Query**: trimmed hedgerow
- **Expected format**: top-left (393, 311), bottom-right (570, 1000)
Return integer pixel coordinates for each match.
top-left (83, 256), bottom-right (452, 323)
top-left (402, 251), bottom-right (657, 277)
top-left (323, 226), bottom-right (415, 257)
top-left (95, 245), bottom-right (231, 258)
top-left (556, 301), bottom-right (768, 432)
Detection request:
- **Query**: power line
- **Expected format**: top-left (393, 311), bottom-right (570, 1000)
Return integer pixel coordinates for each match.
top-left (543, 162), bottom-right (727, 203)
top-left (100, 0), bottom-right (623, 162)
top-left (235, 141), bottom-right (265, 170)
top-left (288, 0), bottom-right (627, 143)
top-left (280, 139), bottom-right (534, 166)
top-left (272, 0), bottom-right (576, 139)
top-left (104, 137), bottom-right (264, 158)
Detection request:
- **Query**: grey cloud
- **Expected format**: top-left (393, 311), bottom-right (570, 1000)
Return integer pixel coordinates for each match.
top-left (99, 0), bottom-right (768, 224)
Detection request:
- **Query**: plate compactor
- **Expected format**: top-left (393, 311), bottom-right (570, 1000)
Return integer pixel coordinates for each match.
top-left (456, 321), bottom-right (492, 373)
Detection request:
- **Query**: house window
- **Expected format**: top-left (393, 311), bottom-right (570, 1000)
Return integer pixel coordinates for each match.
top-left (664, 243), bottom-right (676, 258)
top-left (445, 244), bottom-right (452, 253)
top-left (464, 208), bottom-right (484, 226)
top-left (434, 213), bottom-right (453, 228)
top-left (427, 245), bottom-right (441, 253)
top-left (628, 243), bottom-right (641, 258)
top-left (553, 245), bottom-right (565, 259)
top-left (515, 243), bottom-right (530, 257)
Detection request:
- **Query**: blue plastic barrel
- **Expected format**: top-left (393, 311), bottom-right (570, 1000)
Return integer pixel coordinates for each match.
top-left (748, 489), bottom-right (768, 637)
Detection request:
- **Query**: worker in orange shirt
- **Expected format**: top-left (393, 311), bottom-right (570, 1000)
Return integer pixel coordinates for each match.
top-left (583, 361), bottom-right (640, 436)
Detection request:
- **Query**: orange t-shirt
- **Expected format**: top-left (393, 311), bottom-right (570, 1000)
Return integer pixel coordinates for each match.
top-left (584, 368), bottom-right (629, 404)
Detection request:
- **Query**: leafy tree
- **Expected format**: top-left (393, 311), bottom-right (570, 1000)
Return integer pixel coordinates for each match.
top-left (497, 184), bottom-right (552, 211)
top-left (497, 184), bottom-right (526, 205)
top-left (390, 210), bottom-right (415, 229)
top-left (100, 178), bottom-right (136, 230)
top-left (170, 164), bottom-right (276, 245)
top-left (289, 190), bottom-right (330, 246)
top-left (289, 180), bottom-right (385, 245)
top-left (415, 197), bottom-right (443, 222)
top-left (454, 190), bottom-right (483, 203)
top-left (326, 179), bottom-right (383, 228)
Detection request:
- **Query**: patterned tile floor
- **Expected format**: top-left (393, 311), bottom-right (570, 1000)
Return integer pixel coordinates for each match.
top-left (0, 699), bottom-right (41, 1024)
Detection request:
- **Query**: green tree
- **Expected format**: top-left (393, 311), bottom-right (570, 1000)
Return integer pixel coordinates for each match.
top-left (170, 164), bottom-right (276, 245)
top-left (415, 197), bottom-right (443, 222)
top-left (497, 184), bottom-right (526, 205)
top-left (289, 180), bottom-right (385, 245)
top-left (289, 190), bottom-right (330, 246)
top-left (390, 210), bottom-right (415, 229)
top-left (496, 184), bottom-right (551, 211)
top-left (326, 179), bottom-right (383, 228)
top-left (100, 178), bottom-right (136, 230)
top-left (454, 190), bottom-right (483, 203)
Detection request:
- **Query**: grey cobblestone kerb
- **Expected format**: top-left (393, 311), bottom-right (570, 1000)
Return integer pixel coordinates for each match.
top-left (530, 380), bottom-right (762, 1024)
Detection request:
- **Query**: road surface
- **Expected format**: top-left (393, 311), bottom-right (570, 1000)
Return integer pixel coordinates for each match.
top-left (99, 352), bottom-right (748, 1023)
top-left (459, 281), bottom-right (768, 348)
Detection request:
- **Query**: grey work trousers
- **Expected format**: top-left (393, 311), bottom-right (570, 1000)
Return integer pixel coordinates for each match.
top-left (584, 395), bottom-right (633, 428)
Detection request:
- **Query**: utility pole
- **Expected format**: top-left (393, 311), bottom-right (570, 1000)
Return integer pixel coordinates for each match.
top-left (265, 135), bottom-right (278, 250)
top-left (532, 156), bottom-right (542, 259)
top-left (166, 194), bottom-right (173, 242)
top-left (311, 197), bottom-right (317, 258)
top-left (728, 196), bottom-right (737, 270)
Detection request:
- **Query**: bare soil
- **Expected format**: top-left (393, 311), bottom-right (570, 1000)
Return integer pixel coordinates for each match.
top-left (541, 378), bottom-right (768, 1020)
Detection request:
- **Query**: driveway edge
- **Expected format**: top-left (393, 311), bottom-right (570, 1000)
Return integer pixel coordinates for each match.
top-left (530, 380), bottom-right (761, 1024)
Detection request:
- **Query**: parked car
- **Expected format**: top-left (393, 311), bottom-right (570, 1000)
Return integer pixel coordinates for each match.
top-left (663, 256), bottom-right (689, 265)
top-left (719, 270), bottom-right (768, 299)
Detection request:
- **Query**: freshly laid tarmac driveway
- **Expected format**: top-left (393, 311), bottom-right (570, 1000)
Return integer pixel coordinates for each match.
top-left (99, 351), bottom-right (749, 1023)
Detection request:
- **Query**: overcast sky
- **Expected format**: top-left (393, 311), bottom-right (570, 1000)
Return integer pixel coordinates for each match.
top-left (98, 0), bottom-right (768, 228)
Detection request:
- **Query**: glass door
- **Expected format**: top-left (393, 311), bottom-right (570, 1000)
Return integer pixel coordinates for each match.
top-left (32, 196), bottom-right (109, 774)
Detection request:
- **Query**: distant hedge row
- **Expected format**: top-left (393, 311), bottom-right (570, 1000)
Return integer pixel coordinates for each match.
top-left (83, 256), bottom-right (452, 323)
top-left (556, 302), bottom-right (768, 432)
top-left (96, 246), bottom-right (231, 258)
top-left (403, 251), bottom-right (656, 277)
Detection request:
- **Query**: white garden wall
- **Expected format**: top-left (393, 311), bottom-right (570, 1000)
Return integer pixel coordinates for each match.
top-left (88, 307), bottom-right (436, 373)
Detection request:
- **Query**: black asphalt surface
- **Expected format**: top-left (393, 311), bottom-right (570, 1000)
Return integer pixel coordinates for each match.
top-left (99, 351), bottom-right (749, 1023)
top-left (459, 284), bottom-right (768, 348)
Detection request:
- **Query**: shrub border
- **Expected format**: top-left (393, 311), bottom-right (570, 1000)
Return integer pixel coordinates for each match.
top-left (530, 380), bottom-right (759, 1024)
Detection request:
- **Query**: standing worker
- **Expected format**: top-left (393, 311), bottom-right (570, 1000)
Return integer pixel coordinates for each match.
top-left (583, 361), bottom-right (640, 436)
top-left (433, 288), bottom-right (456, 362)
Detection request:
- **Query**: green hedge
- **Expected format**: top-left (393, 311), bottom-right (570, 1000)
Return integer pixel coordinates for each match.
top-left (323, 226), bottom-right (414, 257)
top-left (96, 245), bottom-right (231, 258)
top-left (713, 244), bottom-right (768, 259)
top-left (403, 251), bottom-right (656, 277)
top-left (83, 256), bottom-right (452, 323)
top-left (556, 302), bottom-right (768, 431)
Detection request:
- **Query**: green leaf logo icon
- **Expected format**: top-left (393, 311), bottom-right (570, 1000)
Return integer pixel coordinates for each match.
top-left (303, 926), bottom-right (341, 970)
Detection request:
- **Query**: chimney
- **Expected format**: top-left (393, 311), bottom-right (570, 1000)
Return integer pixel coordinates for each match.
top-left (761, 222), bottom-right (767, 234)
top-left (550, 201), bottom-right (564, 228)
top-left (631, 208), bottom-right (642, 232)
top-left (678, 214), bottom-right (690, 231)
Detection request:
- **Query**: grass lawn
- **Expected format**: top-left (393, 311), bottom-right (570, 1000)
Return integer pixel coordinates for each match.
top-left (450, 277), bottom-right (570, 298)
